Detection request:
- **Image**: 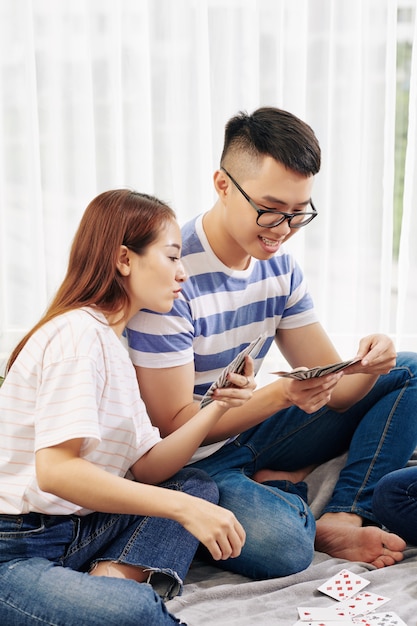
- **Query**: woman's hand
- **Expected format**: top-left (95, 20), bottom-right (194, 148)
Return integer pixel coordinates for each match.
top-left (36, 439), bottom-right (244, 560)
top-left (210, 356), bottom-right (256, 408)
top-left (178, 495), bottom-right (246, 561)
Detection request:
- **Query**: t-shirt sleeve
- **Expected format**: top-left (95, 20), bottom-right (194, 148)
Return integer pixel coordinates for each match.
top-left (125, 298), bottom-right (195, 368)
top-left (279, 257), bottom-right (318, 328)
top-left (34, 356), bottom-right (102, 455)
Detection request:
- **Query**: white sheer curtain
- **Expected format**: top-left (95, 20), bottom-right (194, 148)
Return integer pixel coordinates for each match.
top-left (0, 0), bottom-right (416, 373)
top-left (397, 2), bottom-right (417, 349)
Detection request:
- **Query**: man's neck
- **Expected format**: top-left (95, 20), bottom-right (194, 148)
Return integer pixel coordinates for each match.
top-left (202, 205), bottom-right (251, 270)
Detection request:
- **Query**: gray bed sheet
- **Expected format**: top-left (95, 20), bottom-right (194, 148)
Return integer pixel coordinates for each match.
top-left (167, 454), bottom-right (417, 625)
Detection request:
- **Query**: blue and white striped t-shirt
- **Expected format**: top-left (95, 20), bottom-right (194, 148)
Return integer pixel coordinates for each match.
top-left (126, 214), bottom-right (318, 399)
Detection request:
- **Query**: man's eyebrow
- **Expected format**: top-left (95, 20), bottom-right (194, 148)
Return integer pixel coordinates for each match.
top-left (261, 195), bottom-right (311, 207)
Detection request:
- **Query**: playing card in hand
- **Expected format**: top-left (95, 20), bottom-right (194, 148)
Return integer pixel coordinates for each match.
top-left (273, 357), bottom-right (361, 380)
top-left (199, 333), bottom-right (267, 408)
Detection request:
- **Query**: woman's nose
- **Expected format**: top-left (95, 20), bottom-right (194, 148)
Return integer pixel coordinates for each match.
top-left (176, 261), bottom-right (187, 282)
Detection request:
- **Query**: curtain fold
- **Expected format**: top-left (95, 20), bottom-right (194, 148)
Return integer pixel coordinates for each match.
top-left (380, 0), bottom-right (398, 333)
top-left (396, 3), bottom-right (417, 349)
top-left (0, 0), bottom-right (416, 371)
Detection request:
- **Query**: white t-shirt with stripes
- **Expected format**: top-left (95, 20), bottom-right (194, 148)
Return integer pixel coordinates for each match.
top-left (0, 308), bottom-right (161, 515)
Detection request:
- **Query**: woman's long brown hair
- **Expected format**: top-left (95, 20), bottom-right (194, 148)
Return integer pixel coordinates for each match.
top-left (7, 189), bottom-right (176, 371)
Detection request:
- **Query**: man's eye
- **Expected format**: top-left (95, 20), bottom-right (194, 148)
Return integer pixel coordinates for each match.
top-left (260, 205), bottom-right (283, 213)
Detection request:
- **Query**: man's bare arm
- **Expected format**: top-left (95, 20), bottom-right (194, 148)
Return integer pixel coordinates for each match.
top-left (136, 322), bottom-right (395, 442)
top-left (135, 324), bottom-right (342, 441)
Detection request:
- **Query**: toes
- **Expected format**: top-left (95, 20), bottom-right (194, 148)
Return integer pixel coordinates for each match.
top-left (370, 538), bottom-right (405, 568)
top-left (371, 554), bottom-right (397, 568)
top-left (383, 534), bottom-right (406, 552)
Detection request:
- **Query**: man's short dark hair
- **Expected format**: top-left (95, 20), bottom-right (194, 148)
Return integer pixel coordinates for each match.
top-left (220, 107), bottom-right (321, 176)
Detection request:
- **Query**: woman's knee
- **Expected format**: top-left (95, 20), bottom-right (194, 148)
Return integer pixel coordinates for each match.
top-left (166, 467), bottom-right (219, 504)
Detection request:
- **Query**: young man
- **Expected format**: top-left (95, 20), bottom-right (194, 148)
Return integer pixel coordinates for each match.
top-left (126, 107), bottom-right (417, 580)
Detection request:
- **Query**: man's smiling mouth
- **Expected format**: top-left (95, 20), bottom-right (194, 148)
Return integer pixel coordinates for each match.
top-left (259, 235), bottom-right (280, 246)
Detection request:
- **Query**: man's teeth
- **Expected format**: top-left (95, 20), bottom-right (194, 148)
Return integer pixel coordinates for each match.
top-left (260, 236), bottom-right (278, 245)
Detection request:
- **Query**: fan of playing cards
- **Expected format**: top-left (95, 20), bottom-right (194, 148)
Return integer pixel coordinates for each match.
top-left (273, 357), bottom-right (361, 380)
top-left (293, 568), bottom-right (407, 625)
top-left (199, 333), bottom-right (267, 409)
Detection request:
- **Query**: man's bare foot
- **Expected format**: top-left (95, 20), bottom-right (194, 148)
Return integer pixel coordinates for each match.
top-left (252, 465), bottom-right (317, 485)
top-left (315, 512), bottom-right (406, 568)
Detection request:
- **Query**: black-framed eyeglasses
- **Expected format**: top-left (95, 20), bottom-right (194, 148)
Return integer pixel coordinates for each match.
top-left (221, 166), bottom-right (317, 229)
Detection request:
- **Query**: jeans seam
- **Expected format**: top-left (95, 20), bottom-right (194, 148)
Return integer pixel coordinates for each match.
top-left (350, 377), bottom-right (410, 516)
top-left (242, 407), bottom-right (330, 468)
top-left (116, 517), bottom-right (149, 561)
top-left (259, 479), bottom-right (310, 516)
top-left (64, 514), bottom-right (124, 560)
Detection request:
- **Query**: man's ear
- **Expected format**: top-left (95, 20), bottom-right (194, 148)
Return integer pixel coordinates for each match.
top-left (213, 169), bottom-right (230, 199)
top-left (116, 245), bottom-right (131, 276)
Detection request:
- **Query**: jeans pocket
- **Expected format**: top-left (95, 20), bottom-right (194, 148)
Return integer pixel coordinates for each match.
top-left (0, 514), bottom-right (73, 564)
top-left (0, 513), bottom-right (45, 538)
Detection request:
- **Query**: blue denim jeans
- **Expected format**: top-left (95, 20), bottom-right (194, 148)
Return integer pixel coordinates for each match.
top-left (193, 351), bottom-right (417, 579)
top-left (0, 468), bottom-right (217, 625)
top-left (373, 466), bottom-right (417, 545)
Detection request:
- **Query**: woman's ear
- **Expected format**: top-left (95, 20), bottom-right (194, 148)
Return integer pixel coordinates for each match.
top-left (116, 245), bottom-right (131, 276)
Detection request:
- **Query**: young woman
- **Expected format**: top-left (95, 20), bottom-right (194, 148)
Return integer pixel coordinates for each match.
top-left (0, 189), bottom-right (254, 625)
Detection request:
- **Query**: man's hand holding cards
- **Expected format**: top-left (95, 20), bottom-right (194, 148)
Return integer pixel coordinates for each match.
top-left (273, 357), bottom-right (361, 380)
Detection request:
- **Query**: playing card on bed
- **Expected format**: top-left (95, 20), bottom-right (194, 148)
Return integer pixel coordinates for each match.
top-left (318, 569), bottom-right (370, 601)
top-left (273, 357), bottom-right (361, 380)
top-left (199, 333), bottom-right (267, 408)
top-left (353, 612), bottom-right (408, 626)
top-left (293, 619), bottom-right (354, 626)
top-left (336, 591), bottom-right (391, 617)
top-left (297, 607), bottom-right (354, 621)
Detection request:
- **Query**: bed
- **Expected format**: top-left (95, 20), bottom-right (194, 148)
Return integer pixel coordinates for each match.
top-left (167, 453), bottom-right (417, 625)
